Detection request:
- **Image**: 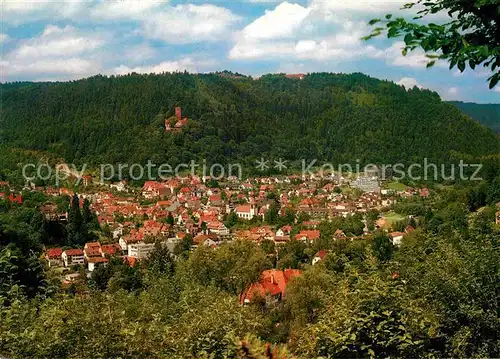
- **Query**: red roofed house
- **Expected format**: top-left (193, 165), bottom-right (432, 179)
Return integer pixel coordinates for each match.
top-left (275, 225), bottom-right (292, 243)
top-left (312, 249), bottom-right (330, 265)
top-left (123, 256), bottom-right (137, 268)
top-left (62, 249), bottom-right (85, 267)
top-left (45, 248), bottom-right (63, 267)
top-left (389, 232), bottom-right (405, 246)
top-left (8, 193), bottom-right (22, 205)
top-left (296, 230), bottom-right (320, 242)
top-left (84, 242), bottom-right (102, 259)
top-left (334, 229), bottom-right (347, 240)
top-left (101, 243), bottom-right (121, 257)
top-left (119, 230), bottom-right (143, 251)
top-left (235, 204), bottom-right (256, 220)
top-left (206, 221), bottom-right (229, 236)
top-left (240, 269), bottom-right (301, 305)
top-left (142, 181), bottom-right (168, 199)
top-left (143, 220), bottom-right (165, 237)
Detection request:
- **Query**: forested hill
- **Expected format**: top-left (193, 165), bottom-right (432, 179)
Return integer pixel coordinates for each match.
top-left (448, 101), bottom-right (500, 133)
top-left (1, 72), bottom-right (498, 168)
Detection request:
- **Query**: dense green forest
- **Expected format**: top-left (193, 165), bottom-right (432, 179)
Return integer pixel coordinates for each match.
top-left (1, 72), bottom-right (498, 172)
top-left (448, 101), bottom-right (500, 133)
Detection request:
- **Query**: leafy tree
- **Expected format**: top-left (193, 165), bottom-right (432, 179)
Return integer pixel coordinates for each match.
top-left (371, 232), bottom-right (395, 262)
top-left (0, 245), bottom-right (45, 300)
top-left (264, 203), bottom-right (279, 225)
top-left (89, 257), bottom-right (142, 292)
top-left (185, 241), bottom-right (271, 296)
top-left (366, 0), bottom-right (500, 88)
top-left (145, 242), bottom-right (175, 276)
top-left (285, 264), bottom-right (336, 327)
top-left (293, 262), bottom-right (442, 358)
top-left (66, 194), bottom-right (85, 246)
top-left (259, 239), bottom-right (276, 256)
top-left (277, 240), bottom-right (309, 269)
top-left (173, 234), bottom-right (194, 259)
top-left (165, 212), bottom-right (175, 226)
top-left (224, 211), bottom-right (239, 228)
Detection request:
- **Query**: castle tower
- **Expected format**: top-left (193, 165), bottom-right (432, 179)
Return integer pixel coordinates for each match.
top-left (175, 106), bottom-right (182, 121)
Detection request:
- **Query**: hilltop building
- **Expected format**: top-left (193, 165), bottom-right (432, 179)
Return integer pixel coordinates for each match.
top-left (165, 106), bottom-right (189, 132)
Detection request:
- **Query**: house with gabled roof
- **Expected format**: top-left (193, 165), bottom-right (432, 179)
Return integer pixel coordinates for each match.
top-left (312, 249), bottom-right (330, 265)
top-left (240, 269), bottom-right (301, 305)
top-left (62, 249), bottom-right (84, 267)
top-left (206, 221), bottom-right (229, 236)
top-left (45, 248), bottom-right (63, 267)
top-left (235, 204), bottom-right (256, 220)
top-left (296, 230), bottom-right (320, 242)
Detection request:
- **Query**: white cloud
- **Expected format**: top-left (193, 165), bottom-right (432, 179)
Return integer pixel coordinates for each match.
top-left (311, 0), bottom-right (451, 21)
top-left (240, 2), bottom-right (311, 40)
top-left (2, 57), bottom-right (96, 77)
top-left (90, 0), bottom-right (167, 20)
top-left (311, 0), bottom-right (407, 13)
top-left (10, 25), bottom-right (105, 60)
top-left (228, 0), bottom-right (454, 71)
top-left (229, 0), bottom-right (373, 61)
top-left (493, 86), bottom-right (500, 93)
top-left (113, 58), bottom-right (198, 75)
top-left (0, 34), bottom-right (9, 44)
top-left (2, 25), bottom-right (105, 81)
top-left (228, 0), bottom-right (390, 62)
top-left (438, 86), bottom-right (460, 100)
top-left (122, 43), bottom-right (158, 64)
top-left (142, 4), bottom-right (240, 44)
top-left (380, 41), bottom-right (445, 69)
top-left (397, 77), bottom-right (423, 89)
top-left (2, 0), bottom-right (89, 25)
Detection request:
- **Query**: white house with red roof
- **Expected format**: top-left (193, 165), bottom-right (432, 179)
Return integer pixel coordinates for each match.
top-left (206, 221), bottom-right (229, 236)
top-left (296, 230), bottom-right (320, 242)
top-left (84, 242), bottom-right (102, 259)
top-left (389, 232), bottom-right (405, 246)
top-left (312, 249), bottom-right (330, 265)
top-left (62, 249), bottom-right (85, 267)
top-left (235, 204), bottom-right (256, 220)
top-left (275, 225), bottom-right (292, 243)
top-left (45, 248), bottom-right (63, 267)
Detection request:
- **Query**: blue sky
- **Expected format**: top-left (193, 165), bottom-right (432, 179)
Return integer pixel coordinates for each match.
top-left (1, 0), bottom-right (499, 103)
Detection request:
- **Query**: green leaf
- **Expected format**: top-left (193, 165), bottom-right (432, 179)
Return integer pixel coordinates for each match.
top-left (489, 74), bottom-right (499, 89)
top-left (457, 60), bottom-right (465, 72)
top-left (426, 60), bottom-right (436, 68)
top-left (403, 33), bottom-right (413, 45)
top-left (385, 14), bottom-right (393, 20)
top-left (388, 28), bottom-right (399, 38)
top-left (368, 19), bottom-right (381, 25)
